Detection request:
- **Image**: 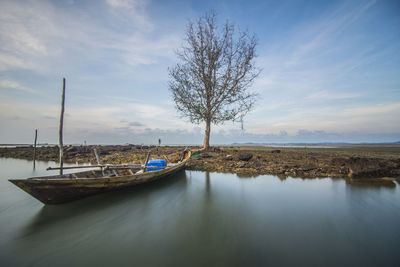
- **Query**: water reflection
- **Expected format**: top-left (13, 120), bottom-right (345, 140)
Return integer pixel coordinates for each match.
top-left (346, 179), bottom-right (397, 188)
top-left (19, 170), bottom-right (188, 238)
top-left (205, 171), bottom-right (211, 193)
top-left (1, 158), bottom-right (399, 267)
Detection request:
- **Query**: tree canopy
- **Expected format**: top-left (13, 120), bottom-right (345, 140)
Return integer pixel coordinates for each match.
top-left (169, 11), bottom-right (260, 149)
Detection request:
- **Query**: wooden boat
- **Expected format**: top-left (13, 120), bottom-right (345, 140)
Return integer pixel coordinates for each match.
top-left (9, 150), bottom-right (191, 205)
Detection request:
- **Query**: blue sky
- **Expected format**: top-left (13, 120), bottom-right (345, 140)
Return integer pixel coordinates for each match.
top-left (0, 0), bottom-right (399, 144)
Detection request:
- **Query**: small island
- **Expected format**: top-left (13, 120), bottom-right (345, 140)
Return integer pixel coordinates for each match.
top-left (2, 144), bottom-right (399, 186)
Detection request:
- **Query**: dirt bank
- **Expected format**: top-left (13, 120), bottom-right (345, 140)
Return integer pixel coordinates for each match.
top-left (1, 144), bottom-right (399, 185)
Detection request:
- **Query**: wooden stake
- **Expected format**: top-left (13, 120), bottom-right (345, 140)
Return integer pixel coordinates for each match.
top-left (93, 148), bottom-right (104, 176)
top-left (93, 148), bottom-right (101, 165)
top-left (33, 129), bottom-right (37, 168)
top-left (59, 78), bottom-right (66, 175)
top-left (143, 151), bottom-right (151, 172)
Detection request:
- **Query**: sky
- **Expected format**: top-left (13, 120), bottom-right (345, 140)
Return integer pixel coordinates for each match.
top-left (0, 0), bottom-right (399, 145)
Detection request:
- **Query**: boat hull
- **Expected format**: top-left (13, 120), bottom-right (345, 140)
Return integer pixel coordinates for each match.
top-left (9, 151), bottom-right (190, 204)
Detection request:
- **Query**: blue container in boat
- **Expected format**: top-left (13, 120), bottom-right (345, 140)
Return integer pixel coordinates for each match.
top-left (146, 159), bottom-right (167, 172)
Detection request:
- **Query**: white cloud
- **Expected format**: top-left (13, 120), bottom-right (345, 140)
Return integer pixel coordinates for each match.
top-left (246, 102), bottom-right (400, 135)
top-left (0, 2), bottom-right (50, 55)
top-left (0, 53), bottom-right (36, 71)
top-left (0, 0), bottom-right (62, 72)
top-left (282, 0), bottom-right (377, 68)
top-left (0, 79), bottom-right (37, 94)
top-left (1, 97), bottom-right (398, 144)
top-left (248, 0), bottom-right (395, 138)
top-left (0, 98), bottom-right (197, 143)
top-left (342, 103), bottom-right (400, 117)
top-left (106, 0), bottom-right (144, 9)
top-left (106, 0), bottom-right (152, 30)
top-left (0, 0), bottom-right (177, 73)
top-left (305, 90), bottom-right (360, 100)
top-left (254, 0), bottom-right (380, 98)
top-left (0, 99), bottom-right (187, 133)
top-left (107, 33), bottom-right (180, 66)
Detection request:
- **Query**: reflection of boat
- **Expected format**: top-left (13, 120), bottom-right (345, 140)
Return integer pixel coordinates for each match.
top-left (9, 150), bottom-right (191, 205)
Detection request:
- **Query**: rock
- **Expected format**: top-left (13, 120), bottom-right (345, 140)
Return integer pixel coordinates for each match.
top-left (340, 167), bottom-right (349, 175)
top-left (283, 165), bottom-right (289, 170)
top-left (237, 162), bottom-right (249, 168)
top-left (331, 157), bottom-right (347, 166)
top-left (347, 157), bottom-right (394, 178)
top-left (224, 155), bottom-right (233, 161)
top-left (253, 161), bottom-right (261, 168)
top-left (271, 150), bottom-right (281, 153)
top-left (301, 165), bottom-right (316, 171)
top-left (212, 147), bottom-right (221, 152)
top-left (238, 153), bottom-right (253, 161)
top-left (201, 153), bottom-right (212, 158)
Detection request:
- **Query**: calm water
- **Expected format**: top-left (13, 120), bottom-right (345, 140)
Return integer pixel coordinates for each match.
top-left (0, 158), bottom-right (399, 266)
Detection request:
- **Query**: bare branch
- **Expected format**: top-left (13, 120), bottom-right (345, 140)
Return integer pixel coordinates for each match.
top-left (168, 11), bottom-right (260, 148)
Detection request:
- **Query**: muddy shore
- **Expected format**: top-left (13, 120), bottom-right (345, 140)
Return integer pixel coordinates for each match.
top-left (1, 144), bottom-right (399, 186)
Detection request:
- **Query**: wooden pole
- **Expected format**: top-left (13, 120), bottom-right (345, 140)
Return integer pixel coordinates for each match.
top-left (33, 129), bottom-right (38, 169)
top-left (46, 164), bottom-right (160, 171)
top-left (59, 78), bottom-right (66, 175)
top-left (143, 151), bottom-right (151, 172)
top-left (93, 148), bottom-right (101, 165)
top-left (93, 148), bottom-right (104, 176)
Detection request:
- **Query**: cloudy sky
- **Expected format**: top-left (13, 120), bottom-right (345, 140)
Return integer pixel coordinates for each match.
top-left (0, 0), bottom-right (399, 145)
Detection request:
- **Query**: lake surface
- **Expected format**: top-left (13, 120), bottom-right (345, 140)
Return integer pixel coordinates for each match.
top-left (1, 157), bottom-right (399, 266)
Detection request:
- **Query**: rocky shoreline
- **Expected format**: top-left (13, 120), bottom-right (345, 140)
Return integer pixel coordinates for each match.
top-left (1, 144), bottom-right (399, 186)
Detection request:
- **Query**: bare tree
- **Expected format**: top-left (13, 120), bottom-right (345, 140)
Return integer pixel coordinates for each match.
top-left (169, 11), bottom-right (260, 149)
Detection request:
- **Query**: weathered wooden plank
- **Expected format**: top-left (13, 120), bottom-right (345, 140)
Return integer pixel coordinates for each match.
top-left (143, 151), bottom-right (151, 172)
top-left (94, 148), bottom-right (101, 165)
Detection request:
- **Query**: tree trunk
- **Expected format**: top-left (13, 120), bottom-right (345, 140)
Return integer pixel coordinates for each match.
top-left (203, 119), bottom-right (211, 150)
